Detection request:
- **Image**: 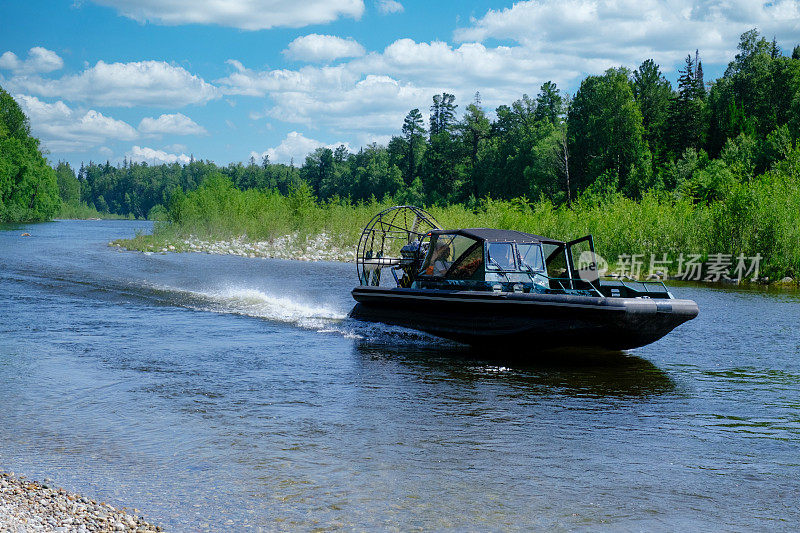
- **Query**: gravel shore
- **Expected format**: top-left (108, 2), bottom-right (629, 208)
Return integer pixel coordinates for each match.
top-left (0, 471), bottom-right (161, 532)
top-left (113, 232), bottom-right (356, 262)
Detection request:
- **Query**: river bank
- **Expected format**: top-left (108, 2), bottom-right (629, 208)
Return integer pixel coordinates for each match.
top-left (109, 176), bottom-right (800, 282)
top-left (111, 231), bottom-right (798, 288)
top-left (111, 232), bottom-right (355, 262)
top-left (0, 471), bottom-right (161, 532)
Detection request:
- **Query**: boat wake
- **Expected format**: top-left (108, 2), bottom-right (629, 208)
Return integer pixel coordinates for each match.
top-left (146, 283), bottom-right (449, 345)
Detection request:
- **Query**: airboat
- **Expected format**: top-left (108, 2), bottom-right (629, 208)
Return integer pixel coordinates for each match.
top-left (350, 206), bottom-right (698, 350)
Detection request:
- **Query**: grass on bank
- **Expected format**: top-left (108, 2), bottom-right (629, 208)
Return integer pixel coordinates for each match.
top-left (114, 171), bottom-right (800, 282)
top-left (57, 201), bottom-right (134, 220)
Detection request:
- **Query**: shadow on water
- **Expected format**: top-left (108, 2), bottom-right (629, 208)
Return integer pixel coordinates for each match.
top-left (352, 339), bottom-right (676, 398)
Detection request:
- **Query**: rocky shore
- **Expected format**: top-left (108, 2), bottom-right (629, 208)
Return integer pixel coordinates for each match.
top-left (113, 232), bottom-right (357, 262)
top-left (0, 471), bottom-right (161, 532)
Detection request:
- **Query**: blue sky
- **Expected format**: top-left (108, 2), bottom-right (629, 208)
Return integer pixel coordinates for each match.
top-left (1, 0), bottom-right (799, 169)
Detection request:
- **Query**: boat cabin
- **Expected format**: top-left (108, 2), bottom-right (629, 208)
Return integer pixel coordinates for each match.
top-left (411, 228), bottom-right (670, 298)
top-left (413, 228), bottom-right (576, 292)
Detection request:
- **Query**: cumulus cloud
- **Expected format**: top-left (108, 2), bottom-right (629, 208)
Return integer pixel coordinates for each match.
top-left (251, 131), bottom-right (350, 165)
top-left (284, 34), bottom-right (366, 62)
top-left (138, 113), bottom-right (207, 135)
top-left (127, 145), bottom-right (192, 165)
top-left (377, 1), bottom-right (404, 15)
top-left (454, 0), bottom-right (800, 67)
top-left (9, 60), bottom-right (219, 108)
top-left (218, 39), bottom-right (568, 135)
top-left (265, 74), bottom-right (429, 132)
top-left (0, 47), bottom-right (63, 75)
top-left (90, 0), bottom-right (365, 30)
top-left (15, 94), bottom-right (138, 152)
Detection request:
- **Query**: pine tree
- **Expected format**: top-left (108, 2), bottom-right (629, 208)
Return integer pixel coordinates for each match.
top-left (429, 93), bottom-right (457, 137)
top-left (401, 108), bottom-right (426, 183)
top-left (666, 54), bottom-right (705, 157)
top-left (533, 81), bottom-right (562, 124)
top-left (458, 94), bottom-right (490, 195)
top-left (694, 50), bottom-right (706, 99)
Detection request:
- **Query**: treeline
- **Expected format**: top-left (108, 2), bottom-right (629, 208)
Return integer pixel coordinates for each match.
top-left (55, 158), bottom-right (301, 220)
top-left (0, 87), bottom-right (60, 222)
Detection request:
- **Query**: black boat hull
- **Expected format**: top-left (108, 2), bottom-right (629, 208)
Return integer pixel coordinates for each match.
top-left (350, 286), bottom-right (698, 350)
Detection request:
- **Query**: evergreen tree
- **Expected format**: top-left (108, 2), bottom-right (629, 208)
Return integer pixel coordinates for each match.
top-left (694, 49), bottom-right (706, 99)
top-left (424, 93), bottom-right (462, 201)
top-left (666, 54), bottom-right (705, 157)
top-left (533, 81), bottom-right (562, 124)
top-left (401, 108), bottom-right (426, 183)
top-left (429, 93), bottom-right (457, 137)
top-left (458, 94), bottom-right (491, 195)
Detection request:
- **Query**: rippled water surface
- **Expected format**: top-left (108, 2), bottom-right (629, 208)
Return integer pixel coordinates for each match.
top-left (1, 220), bottom-right (799, 531)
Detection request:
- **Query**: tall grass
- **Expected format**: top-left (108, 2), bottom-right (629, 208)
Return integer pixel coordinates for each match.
top-left (116, 172), bottom-right (800, 280)
top-left (57, 201), bottom-right (132, 220)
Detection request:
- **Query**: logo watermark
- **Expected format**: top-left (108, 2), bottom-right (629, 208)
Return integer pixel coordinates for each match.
top-left (576, 251), bottom-right (608, 282)
top-left (583, 252), bottom-right (762, 283)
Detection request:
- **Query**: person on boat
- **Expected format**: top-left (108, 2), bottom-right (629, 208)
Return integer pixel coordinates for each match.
top-left (425, 241), bottom-right (450, 276)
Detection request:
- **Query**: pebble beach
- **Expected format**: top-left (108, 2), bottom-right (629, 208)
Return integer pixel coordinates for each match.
top-left (114, 232), bottom-right (357, 262)
top-left (0, 472), bottom-right (161, 532)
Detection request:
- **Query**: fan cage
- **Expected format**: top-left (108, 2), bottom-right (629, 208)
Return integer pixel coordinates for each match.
top-left (356, 205), bottom-right (440, 286)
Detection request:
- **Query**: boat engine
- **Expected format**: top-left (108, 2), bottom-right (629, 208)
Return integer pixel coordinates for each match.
top-left (397, 240), bottom-right (430, 287)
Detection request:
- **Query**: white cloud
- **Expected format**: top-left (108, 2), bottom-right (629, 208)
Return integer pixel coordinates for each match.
top-left (454, 0), bottom-right (800, 67)
top-left (0, 47), bottom-right (63, 75)
top-left (251, 131), bottom-right (350, 165)
top-left (90, 0), bottom-right (365, 30)
top-left (218, 61), bottom-right (357, 97)
top-left (217, 40), bottom-right (567, 135)
top-left (265, 74), bottom-right (428, 132)
top-left (377, 1), bottom-right (404, 15)
top-left (138, 113), bottom-right (207, 135)
top-left (127, 145), bottom-right (192, 165)
top-left (15, 94), bottom-right (138, 152)
top-left (284, 34), bottom-right (366, 62)
top-left (9, 60), bottom-right (219, 108)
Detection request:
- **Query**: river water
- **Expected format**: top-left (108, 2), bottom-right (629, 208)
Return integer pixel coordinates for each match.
top-left (1, 220), bottom-right (798, 531)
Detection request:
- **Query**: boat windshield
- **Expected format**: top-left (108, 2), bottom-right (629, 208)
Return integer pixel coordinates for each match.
top-left (420, 234), bottom-right (477, 277)
top-left (517, 243), bottom-right (544, 272)
top-left (486, 242), bottom-right (516, 271)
